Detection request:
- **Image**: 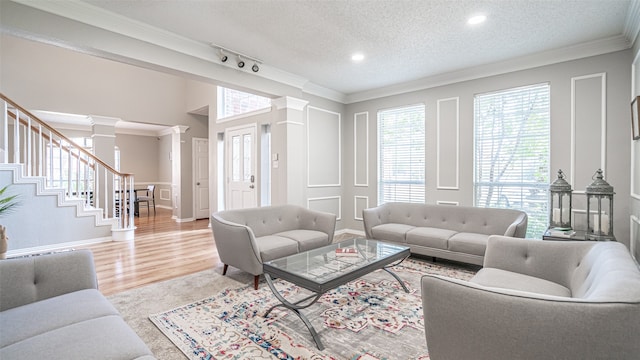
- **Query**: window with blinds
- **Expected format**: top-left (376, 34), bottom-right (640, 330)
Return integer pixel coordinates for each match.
top-left (474, 83), bottom-right (550, 238)
top-left (377, 104), bottom-right (425, 205)
top-left (217, 86), bottom-right (271, 120)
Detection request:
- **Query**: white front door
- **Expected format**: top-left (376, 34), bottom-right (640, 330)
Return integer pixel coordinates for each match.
top-left (193, 138), bottom-right (209, 219)
top-left (226, 125), bottom-right (257, 210)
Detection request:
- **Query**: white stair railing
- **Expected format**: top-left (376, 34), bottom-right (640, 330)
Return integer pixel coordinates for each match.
top-left (0, 92), bottom-right (135, 232)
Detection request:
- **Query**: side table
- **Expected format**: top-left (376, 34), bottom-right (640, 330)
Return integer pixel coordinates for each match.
top-left (542, 229), bottom-right (588, 241)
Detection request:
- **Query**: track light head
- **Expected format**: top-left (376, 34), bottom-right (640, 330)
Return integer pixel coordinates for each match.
top-left (237, 56), bottom-right (245, 68)
top-left (251, 63), bottom-right (259, 72)
top-left (219, 49), bottom-right (228, 63)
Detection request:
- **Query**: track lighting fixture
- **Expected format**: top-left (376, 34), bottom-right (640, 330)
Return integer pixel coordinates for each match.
top-left (211, 44), bottom-right (261, 73)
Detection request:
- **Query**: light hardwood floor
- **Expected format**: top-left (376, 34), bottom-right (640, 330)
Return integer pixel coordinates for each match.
top-left (79, 208), bottom-right (219, 296)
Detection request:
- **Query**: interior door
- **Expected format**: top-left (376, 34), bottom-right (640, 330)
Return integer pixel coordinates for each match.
top-left (193, 137), bottom-right (209, 219)
top-left (226, 125), bottom-right (257, 210)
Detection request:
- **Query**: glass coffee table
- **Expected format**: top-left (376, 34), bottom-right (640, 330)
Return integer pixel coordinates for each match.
top-left (262, 238), bottom-right (410, 350)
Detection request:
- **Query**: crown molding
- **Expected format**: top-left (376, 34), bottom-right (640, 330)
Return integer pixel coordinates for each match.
top-left (624, 0), bottom-right (640, 48)
top-left (302, 82), bottom-right (347, 103)
top-left (345, 35), bottom-right (631, 104)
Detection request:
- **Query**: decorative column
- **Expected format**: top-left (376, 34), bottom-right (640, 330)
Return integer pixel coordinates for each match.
top-left (170, 125), bottom-right (189, 221)
top-left (271, 96), bottom-right (309, 206)
top-left (88, 115), bottom-right (118, 216)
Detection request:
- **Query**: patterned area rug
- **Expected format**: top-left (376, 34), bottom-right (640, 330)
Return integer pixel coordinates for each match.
top-left (149, 258), bottom-right (476, 360)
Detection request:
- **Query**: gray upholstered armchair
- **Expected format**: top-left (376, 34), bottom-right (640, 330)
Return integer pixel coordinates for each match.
top-left (421, 235), bottom-right (640, 360)
top-left (211, 204), bottom-right (336, 289)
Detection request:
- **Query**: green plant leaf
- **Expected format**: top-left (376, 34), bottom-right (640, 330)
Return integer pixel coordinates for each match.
top-left (0, 185), bottom-right (20, 217)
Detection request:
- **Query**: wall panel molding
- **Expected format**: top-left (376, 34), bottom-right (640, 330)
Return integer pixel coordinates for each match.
top-left (633, 140), bottom-right (640, 200)
top-left (354, 112), bottom-right (369, 187)
top-left (436, 200), bottom-right (459, 206)
top-left (570, 73), bottom-right (607, 193)
top-left (436, 97), bottom-right (459, 190)
top-left (354, 196), bottom-right (369, 221)
top-left (308, 196), bottom-right (342, 220)
top-left (631, 215), bottom-right (639, 262)
top-left (307, 106), bottom-right (341, 187)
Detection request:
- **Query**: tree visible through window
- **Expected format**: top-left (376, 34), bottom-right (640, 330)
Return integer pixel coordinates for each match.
top-left (217, 87), bottom-right (271, 120)
top-left (377, 104), bottom-right (425, 205)
top-left (474, 83), bottom-right (550, 238)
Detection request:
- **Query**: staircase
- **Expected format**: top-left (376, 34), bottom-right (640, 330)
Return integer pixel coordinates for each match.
top-left (1, 93), bottom-right (136, 255)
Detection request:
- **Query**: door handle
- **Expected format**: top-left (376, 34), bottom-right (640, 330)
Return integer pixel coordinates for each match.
top-left (250, 175), bottom-right (255, 183)
top-left (249, 184), bottom-right (255, 189)
top-left (196, 182), bottom-right (200, 185)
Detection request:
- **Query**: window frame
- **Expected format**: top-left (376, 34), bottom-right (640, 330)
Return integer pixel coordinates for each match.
top-left (377, 103), bottom-right (426, 205)
top-left (473, 83), bottom-right (551, 238)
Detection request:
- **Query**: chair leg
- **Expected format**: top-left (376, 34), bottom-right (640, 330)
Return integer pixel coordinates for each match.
top-left (222, 264), bottom-right (228, 275)
top-left (254, 275), bottom-right (260, 290)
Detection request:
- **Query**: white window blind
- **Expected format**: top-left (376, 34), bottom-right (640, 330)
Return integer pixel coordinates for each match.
top-left (474, 83), bottom-right (550, 238)
top-left (217, 86), bottom-right (271, 120)
top-left (378, 104), bottom-right (425, 205)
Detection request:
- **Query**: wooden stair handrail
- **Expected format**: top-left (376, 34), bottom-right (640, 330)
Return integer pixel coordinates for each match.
top-left (1, 92), bottom-right (132, 178)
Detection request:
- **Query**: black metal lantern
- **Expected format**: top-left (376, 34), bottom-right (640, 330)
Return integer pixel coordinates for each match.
top-left (549, 169), bottom-right (572, 229)
top-left (585, 169), bottom-right (615, 241)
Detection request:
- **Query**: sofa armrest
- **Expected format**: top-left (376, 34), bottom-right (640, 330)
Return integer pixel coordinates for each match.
top-left (503, 211), bottom-right (528, 237)
top-left (0, 250), bottom-right (98, 311)
top-left (421, 274), bottom-right (640, 360)
top-left (299, 208), bottom-right (337, 244)
top-left (210, 214), bottom-right (263, 275)
top-left (362, 206), bottom-right (385, 239)
top-left (482, 235), bottom-right (596, 287)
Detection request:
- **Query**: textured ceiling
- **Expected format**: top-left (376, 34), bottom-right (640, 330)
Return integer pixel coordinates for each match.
top-left (82, 0), bottom-right (631, 95)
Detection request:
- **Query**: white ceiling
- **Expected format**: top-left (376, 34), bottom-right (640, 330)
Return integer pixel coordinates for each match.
top-left (79, 0), bottom-right (634, 97)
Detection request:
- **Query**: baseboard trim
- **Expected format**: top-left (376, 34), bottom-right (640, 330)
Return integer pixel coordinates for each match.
top-left (5, 236), bottom-right (112, 258)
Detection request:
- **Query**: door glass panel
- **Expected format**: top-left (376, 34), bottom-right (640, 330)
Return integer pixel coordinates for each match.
top-left (243, 134), bottom-right (251, 182)
top-left (232, 135), bottom-right (240, 181)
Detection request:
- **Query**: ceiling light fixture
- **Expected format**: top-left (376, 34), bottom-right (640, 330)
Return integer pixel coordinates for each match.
top-left (351, 53), bottom-right (365, 62)
top-left (468, 14), bottom-right (487, 25)
top-left (210, 44), bottom-right (262, 73)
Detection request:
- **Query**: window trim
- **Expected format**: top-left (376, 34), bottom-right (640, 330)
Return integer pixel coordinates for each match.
top-left (377, 103), bottom-right (426, 205)
top-left (473, 82), bottom-right (551, 238)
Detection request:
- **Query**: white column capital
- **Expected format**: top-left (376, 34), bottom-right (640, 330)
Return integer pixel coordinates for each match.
top-left (87, 115), bottom-right (120, 126)
top-left (273, 96), bottom-right (308, 111)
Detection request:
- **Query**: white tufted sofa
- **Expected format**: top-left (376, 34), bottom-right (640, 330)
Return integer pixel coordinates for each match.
top-left (363, 202), bottom-right (528, 265)
top-left (421, 235), bottom-right (640, 359)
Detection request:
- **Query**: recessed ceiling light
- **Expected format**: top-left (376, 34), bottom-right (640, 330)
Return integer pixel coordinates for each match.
top-left (468, 14), bottom-right (487, 25)
top-left (351, 53), bottom-right (365, 62)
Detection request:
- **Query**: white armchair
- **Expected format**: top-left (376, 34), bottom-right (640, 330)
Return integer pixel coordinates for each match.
top-left (211, 204), bottom-right (336, 289)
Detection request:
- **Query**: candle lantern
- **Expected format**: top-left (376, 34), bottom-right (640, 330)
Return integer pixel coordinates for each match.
top-left (585, 169), bottom-right (615, 241)
top-left (549, 169), bottom-right (572, 229)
